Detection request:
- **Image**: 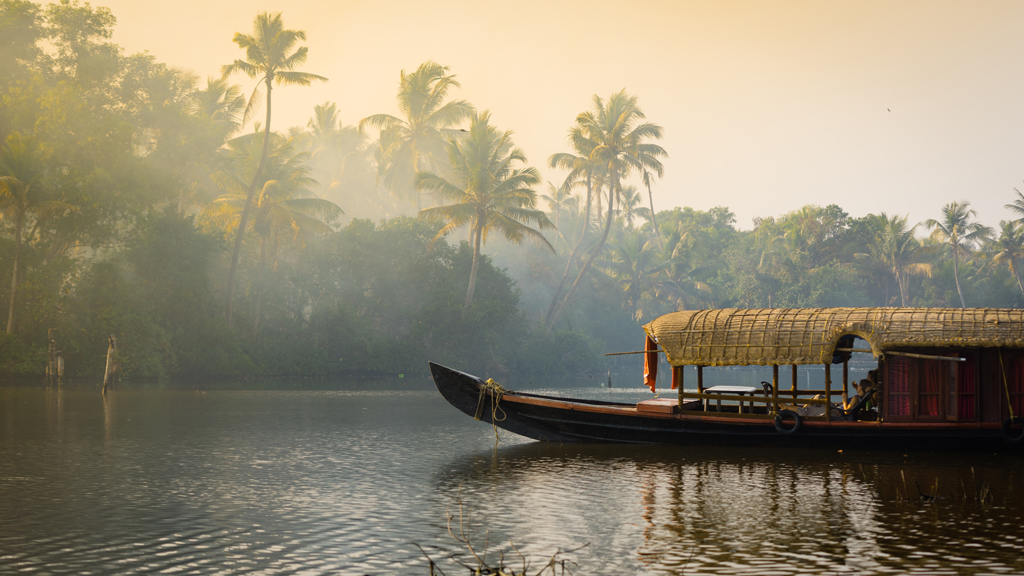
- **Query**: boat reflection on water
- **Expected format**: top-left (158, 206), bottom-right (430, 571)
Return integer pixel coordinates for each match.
top-left (431, 442), bottom-right (1024, 575)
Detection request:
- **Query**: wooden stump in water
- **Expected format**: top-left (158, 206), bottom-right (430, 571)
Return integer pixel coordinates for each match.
top-left (46, 329), bottom-right (57, 387)
top-left (102, 334), bottom-right (118, 394)
top-left (45, 329), bottom-right (65, 387)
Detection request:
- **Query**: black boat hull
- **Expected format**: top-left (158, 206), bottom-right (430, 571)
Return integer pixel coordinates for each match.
top-left (429, 362), bottom-right (1023, 451)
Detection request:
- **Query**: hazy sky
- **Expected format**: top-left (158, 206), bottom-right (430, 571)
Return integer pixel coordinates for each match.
top-left (100, 0), bottom-right (1024, 230)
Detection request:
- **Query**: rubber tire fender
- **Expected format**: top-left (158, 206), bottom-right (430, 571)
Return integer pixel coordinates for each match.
top-left (774, 410), bottom-right (802, 435)
top-left (1000, 417), bottom-right (1024, 444)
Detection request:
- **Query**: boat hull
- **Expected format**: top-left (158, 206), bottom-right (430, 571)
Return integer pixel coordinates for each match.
top-left (429, 362), bottom-right (1022, 451)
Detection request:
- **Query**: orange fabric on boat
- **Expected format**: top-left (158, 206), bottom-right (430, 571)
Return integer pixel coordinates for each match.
top-left (670, 365), bottom-right (680, 390)
top-left (644, 335), bottom-right (658, 392)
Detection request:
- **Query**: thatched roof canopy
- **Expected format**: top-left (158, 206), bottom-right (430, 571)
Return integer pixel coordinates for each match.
top-left (644, 308), bottom-right (1024, 367)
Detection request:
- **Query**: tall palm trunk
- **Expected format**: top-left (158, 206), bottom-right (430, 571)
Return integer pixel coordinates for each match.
top-left (894, 267), bottom-right (907, 307)
top-left (547, 171), bottom-right (618, 333)
top-left (645, 181), bottom-right (662, 248)
top-left (953, 251), bottom-right (966, 308)
top-left (253, 234), bottom-right (268, 334)
top-left (1012, 261), bottom-right (1024, 296)
top-left (552, 209), bottom-right (560, 251)
top-left (226, 77), bottom-right (274, 327)
top-left (6, 210), bottom-right (23, 334)
top-left (412, 145), bottom-right (422, 213)
top-left (463, 220), bottom-right (483, 318)
top-left (544, 173), bottom-right (593, 324)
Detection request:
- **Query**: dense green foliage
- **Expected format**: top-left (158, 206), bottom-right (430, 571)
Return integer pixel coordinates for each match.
top-left (1, 1), bottom-right (1023, 383)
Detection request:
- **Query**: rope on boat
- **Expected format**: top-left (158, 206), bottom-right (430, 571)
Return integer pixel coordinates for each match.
top-left (996, 350), bottom-right (1024, 443)
top-left (474, 378), bottom-right (507, 445)
top-left (998, 349), bottom-right (1016, 420)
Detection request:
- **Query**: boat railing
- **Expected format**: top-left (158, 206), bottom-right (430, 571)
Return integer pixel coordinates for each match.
top-left (678, 390), bottom-right (841, 420)
top-left (773, 389), bottom-right (842, 396)
top-left (678, 391), bottom-right (838, 406)
top-left (679, 392), bottom-right (764, 404)
top-left (668, 362), bottom-right (849, 420)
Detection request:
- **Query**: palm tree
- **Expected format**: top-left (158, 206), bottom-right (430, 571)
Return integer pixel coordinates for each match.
top-left (0, 133), bottom-right (77, 334)
top-left (640, 167), bottom-right (662, 243)
top-left (656, 259), bottom-right (713, 312)
top-left (597, 227), bottom-right (670, 321)
top-left (856, 213), bottom-right (934, 306)
top-left (925, 201), bottom-right (992, 308)
top-left (546, 90), bottom-right (666, 332)
top-left (205, 133), bottom-right (341, 332)
top-left (291, 102), bottom-right (388, 219)
top-left (991, 220), bottom-right (1024, 297)
top-left (657, 226), bottom-right (713, 311)
top-left (851, 213), bottom-right (897, 305)
top-left (1006, 187), bottom-right (1024, 225)
top-left (748, 217), bottom-right (804, 307)
top-left (616, 185), bottom-right (646, 229)
top-left (137, 67), bottom-right (201, 156)
top-left (302, 102), bottom-right (347, 155)
top-left (416, 111), bottom-right (553, 317)
top-left (221, 11), bottom-right (327, 326)
top-left (293, 102), bottom-right (366, 175)
top-left (193, 77), bottom-right (246, 138)
top-left (539, 180), bottom-right (579, 249)
top-left (360, 61), bottom-right (474, 211)
top-left (776, 205), bottom-right (837, 268)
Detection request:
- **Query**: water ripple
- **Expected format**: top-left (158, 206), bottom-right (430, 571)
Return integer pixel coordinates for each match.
top-left (2, 387), bottom-right (1023, 574)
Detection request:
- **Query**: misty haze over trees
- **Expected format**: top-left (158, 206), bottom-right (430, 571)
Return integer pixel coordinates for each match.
top-left (2, 1), bottom-right (1023, 382)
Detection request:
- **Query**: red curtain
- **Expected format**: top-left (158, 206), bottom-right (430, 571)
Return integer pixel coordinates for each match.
top-left (888, 356), bottom-right (911, 417)
top-left (919, 360), bottom-right (942, 416)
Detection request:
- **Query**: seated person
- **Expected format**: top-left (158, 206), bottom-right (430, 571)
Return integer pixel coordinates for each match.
top-left (778, 374), bottom-right (878, 418)
top-left (845, 379), bottom-right (875, 411)
top-left (867, 368), bottom-right (881, 390)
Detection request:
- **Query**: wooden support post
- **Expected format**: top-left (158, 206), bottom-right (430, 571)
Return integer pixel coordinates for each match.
top-left (842, 360), bottom-right (849, 407)
top-left (697, 366), bottom-right (705, 411)
top-left (102, 334), bottom-right (118, 395)
top-left (675, 366), bottom-right (684, 407)
top-left (824, 363), bottom-right (832, 422)
top-left (791, 364), bottom-right (798, 394)
top-left (772, 364), bottom-right (779, 415)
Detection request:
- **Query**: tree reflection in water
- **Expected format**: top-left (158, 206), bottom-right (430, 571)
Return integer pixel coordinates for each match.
top-left (431, 443), bottom-right (1024, 575)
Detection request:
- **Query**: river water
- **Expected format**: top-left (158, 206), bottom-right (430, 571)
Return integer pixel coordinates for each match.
top-left (2, 376), bottom-right (1023, 575)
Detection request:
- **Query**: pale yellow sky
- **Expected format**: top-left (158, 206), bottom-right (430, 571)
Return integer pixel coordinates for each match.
top-left (100, 0), bottom-right (1024, 229)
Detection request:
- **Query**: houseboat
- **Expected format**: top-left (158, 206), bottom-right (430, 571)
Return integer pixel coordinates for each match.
top-left (430, 308), bottom-right (1024, 450)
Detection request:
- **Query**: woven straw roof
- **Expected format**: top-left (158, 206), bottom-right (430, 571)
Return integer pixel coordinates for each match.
top-left (643, 308), bottom-right (1024, 367)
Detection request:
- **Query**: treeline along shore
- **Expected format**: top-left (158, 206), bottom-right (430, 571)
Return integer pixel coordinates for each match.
top-left (2, 2), bottom-right (1023, 383)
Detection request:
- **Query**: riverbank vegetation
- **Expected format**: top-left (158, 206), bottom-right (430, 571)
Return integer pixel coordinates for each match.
top-left (2, 1), bottom-right (1023, 382)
